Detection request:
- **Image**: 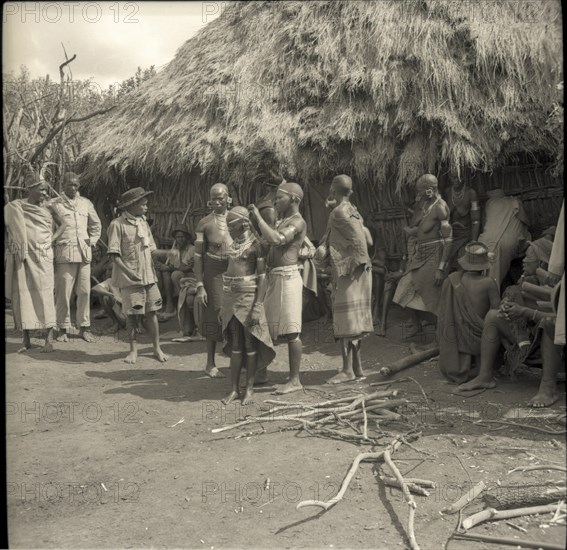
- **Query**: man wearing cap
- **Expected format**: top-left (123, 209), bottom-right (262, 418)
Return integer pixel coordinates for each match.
top-left (156, 224), bottom-right (195, 322)
top-left (315, 175), bottom-right (374, 383)
top-left (438, 241), bottom-right (500, 384)
top-left (194, 183), bottom-right (233, 378)
top-left (49, 172), bottom-right (101, 343)
top-left (5, 173), bottom-right (66, 352)
top-left (249, 181), bottom-right (307, 395)
top-left (107, 187), bottom-right (168, 364)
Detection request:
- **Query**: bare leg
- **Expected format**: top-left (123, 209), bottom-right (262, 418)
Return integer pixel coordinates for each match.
top-left (327, 338), bottom-right (356, 383)
top-left (376, 278), bottom-right (396, 337)
top-left (242, 351), bottom-right (257, 405)
top-left (351, 339), bottom-right (364, 378)
top-left (101, 297), bottom-right (126, 333)
top-left (18, 330), bottom-right (32, 353)
top-left (529, 319), bottom-right (561, 408)
top-left (124, 316), bottom-right (138, 364)
top-left (205, 338), bottom-right (224, 378)
top-left (223, 318), bottom-right (243, 403)
top-left (459, 310), bottom-right (511, 390)
top-left (161, 272), bottom-right (176, 314)
top-left (273, 334), bottom-right (303, 394)
top-left (146, 311), bottom-right (168, 362)
top-left (41, 328), bottom-right (55, 353)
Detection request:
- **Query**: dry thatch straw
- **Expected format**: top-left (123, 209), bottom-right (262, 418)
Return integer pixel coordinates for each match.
top-left (80, 0), bottom-right (562, 197)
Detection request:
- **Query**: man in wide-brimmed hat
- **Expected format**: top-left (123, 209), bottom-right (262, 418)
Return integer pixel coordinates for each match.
top-left (107, 187), bottom-right (168, 364)
top-left (5, 172), bottom-right (66, 352)
top-left (49, 172), bottom-right (101, 343)
top-left (458, 205), bottom-right (564, 407)
top-left (437, 241), bottom-right (500, 384)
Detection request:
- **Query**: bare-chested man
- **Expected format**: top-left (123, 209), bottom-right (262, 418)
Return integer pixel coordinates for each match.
top-left (438, 242), bottom-right (500, 384)
top-left (220, 207), bottom-right (275, 405)
top-left (444, 174), bottom-right (481, 271)
top-left (194, 183), bottom-right (233, 378)
top-left (249, 182), bottom-right (307, 395)
top-left (393, 174), bottom-right (452, 337)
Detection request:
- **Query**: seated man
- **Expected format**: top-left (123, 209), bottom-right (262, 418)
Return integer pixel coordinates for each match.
top-left (437, 242), bottom-right (500, 384)
top-left (459, 214), bottom-right (564, 407)
top-left (157, 224), bottom-right (195, 321)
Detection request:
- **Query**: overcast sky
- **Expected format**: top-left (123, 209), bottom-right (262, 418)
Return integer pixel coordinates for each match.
top-left (3, 1), bottom-right (220, 89)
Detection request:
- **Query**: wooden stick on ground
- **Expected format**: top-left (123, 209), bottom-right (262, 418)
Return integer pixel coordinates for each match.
top-left (508, 465), bottom-right (567, 474)
top-left (380, 346), bottom-right (439, 377)
top-left (441, 481), bottom-right (486, 514)
top-left (461, 503), bottom-right (566, 530)
top-left (296, 439), bottom-right (404, 511)
top-left (452, 532), bottom-right (566, 550)
top-left (383, 448), bottom-right (420, 550)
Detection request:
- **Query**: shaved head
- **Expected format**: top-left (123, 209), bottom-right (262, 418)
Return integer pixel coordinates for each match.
top-left (210, 182), bottom-right (229, 197)
top-left (278, 182), bottom-right (304, 202)
top-left (331, 174), bottom-right (353, 196)
top-left (416, 174), bottom-right (438, 190)
top-left (226, 206), bottom-right (249, 224)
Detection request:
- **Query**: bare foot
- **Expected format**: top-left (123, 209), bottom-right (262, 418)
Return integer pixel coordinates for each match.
top-left (205, 366), bottom-right (225, 378)
top-left (154, 348), bottom-right (169, 363)
top-left (41, 342), bottom-right (54, 353)
top-left (222, 391), bottom-right (240, 405)
top-left (241, 390), bottom-right (254, 405)
top-left (124, 352), bottom-right (137, 364)
top-left (326, 371), bottom-right (356, 384)
top-left (56, 333), bottom-right (69, 343)
top-left (528, 389), bottom-right (559, 408)
top-left (272, 382), bottom-right (303, 395)
top-left (80, 330), bottom-right (96, 343)
top-left (458, 376), bottom-right (496, 391)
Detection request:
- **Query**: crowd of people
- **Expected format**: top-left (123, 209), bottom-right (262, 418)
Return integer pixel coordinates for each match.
top-left (4, 170), bottom-right (564, 407)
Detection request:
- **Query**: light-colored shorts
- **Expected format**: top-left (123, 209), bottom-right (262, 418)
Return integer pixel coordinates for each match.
top-left (121, 284), bottom-right (162, 316)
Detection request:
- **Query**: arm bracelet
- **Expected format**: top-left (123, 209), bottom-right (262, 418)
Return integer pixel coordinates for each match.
top-left (195, 282), bottom-right (204, 290)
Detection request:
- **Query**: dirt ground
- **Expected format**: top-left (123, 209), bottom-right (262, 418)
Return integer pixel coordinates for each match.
top-left (6, 306), bottom-right (567, 550)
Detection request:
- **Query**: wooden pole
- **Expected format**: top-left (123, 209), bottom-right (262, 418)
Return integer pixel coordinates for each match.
top-left (380, 346), bottom-right (439, 377)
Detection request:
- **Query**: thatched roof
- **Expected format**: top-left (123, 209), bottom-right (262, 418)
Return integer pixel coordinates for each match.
top-left (81, 0), bottom-right (563, 192)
